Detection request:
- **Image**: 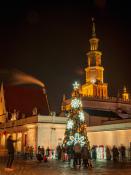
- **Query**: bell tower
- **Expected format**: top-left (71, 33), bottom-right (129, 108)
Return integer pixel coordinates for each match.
top-left (81, 18), bottom-right (108, 98)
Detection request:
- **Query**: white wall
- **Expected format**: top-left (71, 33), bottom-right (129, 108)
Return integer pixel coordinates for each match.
top-left (37, 123), bottom-right (66, 149)
top-left (88, 129), bottom-right (131, 148)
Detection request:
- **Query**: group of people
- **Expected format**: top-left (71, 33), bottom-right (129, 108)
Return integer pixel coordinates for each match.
top-left (24, 146), bottom-right (34, 160)
top-left (5, 135), bottom-right (127, 172)
top-left (24, 145), bottom-right (51, 161)
top-left (86, 145), bottom-right (126, 162)
top-left (106, 145), bottom-right (126, 162)
top-left (56, 143), bottom-right (92, 168)
top-left (36, 146), bottom-right (56, 162)
top-left (24, 146), bottom-right (53, 162)
top-left (36, 146), bottom-right (54, 162)
top-left (56, 144), bottom-right (127, 168)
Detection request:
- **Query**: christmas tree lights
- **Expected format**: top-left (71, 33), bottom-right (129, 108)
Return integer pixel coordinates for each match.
top-left (66, 119), bottom-right (74, 129)
top-left (78, 111), bottom-right (85, 122)
top-left (63, 81), bottom-right (90, 148)
top-left (71, 98), bottom-right (82, 109)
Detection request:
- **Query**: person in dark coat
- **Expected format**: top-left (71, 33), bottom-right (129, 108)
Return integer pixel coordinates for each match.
top-left (6, 135), bottom-right (17, 170)
top-left (67, 145), bottom-right (74, 163)
top-left (73, 143), bottom-right (81, 168)
top-left (81, 144), bottom-right (92, 168)
top-left (56, 145), bottom-right (62, 160)
top-left (112, 145), bottom-right (119, 162)
top-left (81, 144), bottom-right (89, 168)
top-left (91, 145), bottom-right (97, 161)
top-left (46, 146), bottom-right (50, 158)
top-left (119, 145), bottom-right (126, 161)
top-left (106, 146), bottom-right (111, 160)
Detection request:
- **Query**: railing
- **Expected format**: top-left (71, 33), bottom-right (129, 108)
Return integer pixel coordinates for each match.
top-left (64, 96), bottom-right (131, 105)
top-left (0, 116), bottom-right (67, 129)
top-left (82, 96), bottom-right (131, 104)
top-left (0, 116), bottom-right (38, 129)
top-left (38, 116), bottom-right (67, 124)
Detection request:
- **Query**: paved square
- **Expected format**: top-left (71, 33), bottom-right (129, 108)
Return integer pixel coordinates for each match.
top-left (0, 159), bottom-right (131, 175)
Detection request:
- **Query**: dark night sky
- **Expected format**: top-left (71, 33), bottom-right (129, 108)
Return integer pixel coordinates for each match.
top-left (0, 1), bottom-right (131, 113)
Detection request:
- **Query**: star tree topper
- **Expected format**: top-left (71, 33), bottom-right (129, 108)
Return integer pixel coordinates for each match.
top-left (73, 81), bottom-right (80, 90)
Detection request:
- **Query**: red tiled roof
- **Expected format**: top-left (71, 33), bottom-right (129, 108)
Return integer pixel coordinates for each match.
top-left (4, 85), bottom-right (50, 117)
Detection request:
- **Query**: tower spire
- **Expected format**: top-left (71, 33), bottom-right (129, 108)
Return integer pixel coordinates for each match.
top-left (83, 18), bottom-right (108, 98)
top-left (123, 85), bottom-right (127, 93)
top-left (92, 17), bottom-right (96, 37)
top-left (89, 18), bottom-right (99, 51)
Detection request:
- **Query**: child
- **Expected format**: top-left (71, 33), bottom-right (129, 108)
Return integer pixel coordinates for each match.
top-left (43, 155), bottom-right (48, 163)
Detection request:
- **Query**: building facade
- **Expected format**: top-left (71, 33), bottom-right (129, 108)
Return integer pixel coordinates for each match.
top-left (87, 119), bottom-right (131, 159)
top-left (81, 18), bottom-right (108, 98)
top-left (0, 84), bottom-right (66, 155)
top-left (61, 19), bottom-right (131, 126)
top-left (0, 115), bottom-right (66, 155)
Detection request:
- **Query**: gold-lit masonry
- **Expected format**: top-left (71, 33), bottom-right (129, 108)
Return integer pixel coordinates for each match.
top-left (80, 18), bottom-right (108, 98)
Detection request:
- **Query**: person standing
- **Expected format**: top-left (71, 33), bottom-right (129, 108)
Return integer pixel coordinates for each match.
top-left (81, 144), bottom-right (89, 168)
top-left (29, 146), bottom-right (34, 159)
top-left (25, 146), bottom-right (29, 160)
top-left (112, 145), bottom-right (119, 162)
top-left (46, 146), bottom-right (50, 158)
top-left (91, 145), bottom-right (97, 161)
top-left (73, 143), bottom-right (81, 168)
top-left (81, 144), bottom-right (92, 168)
top-left (61, 145), bottom-right (66, 161)
top-left (56, 145), bottom-right (62, 160)
top-left (41, 146), bottom-right (45, 157)
top-left (6, 135), bottom-right (17, 171)
top-left (106, 146), bottom-right (111, 160)
top-left (120, 145), bottom-right (126, 161)
top-left (67, 145), bottom-right (74, 164)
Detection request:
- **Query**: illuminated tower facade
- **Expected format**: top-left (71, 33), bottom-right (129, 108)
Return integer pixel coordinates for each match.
top-left (122, 86), bottom-right (129, 101)
top-left (81, 18), bottom-right (108, 98)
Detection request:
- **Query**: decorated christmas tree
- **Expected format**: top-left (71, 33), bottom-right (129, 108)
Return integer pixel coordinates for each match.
top-left (63, 82), bottom-right (90, 148)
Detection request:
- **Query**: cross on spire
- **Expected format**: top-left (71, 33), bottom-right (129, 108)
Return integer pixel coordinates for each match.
top-left (92, 17), bottom-right (96, 37)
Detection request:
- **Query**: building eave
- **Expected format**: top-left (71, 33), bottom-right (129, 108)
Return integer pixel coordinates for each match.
top-left (0, 115), bottom-right (67, 131)
top-left (87, 120), bottom-right (131, 132)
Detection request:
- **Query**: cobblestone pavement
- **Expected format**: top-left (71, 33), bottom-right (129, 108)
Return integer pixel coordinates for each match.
top-left (0, 158), bottom-right (131, 175)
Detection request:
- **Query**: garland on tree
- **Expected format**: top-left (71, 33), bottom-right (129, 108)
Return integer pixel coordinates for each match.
top-left (63, 82), bottom-right (90, 148)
